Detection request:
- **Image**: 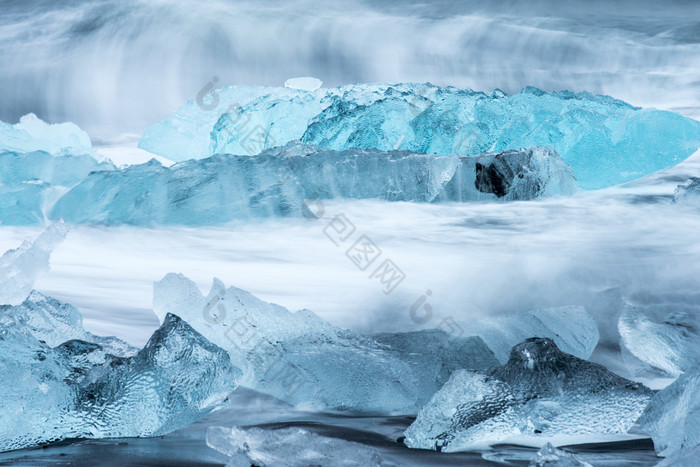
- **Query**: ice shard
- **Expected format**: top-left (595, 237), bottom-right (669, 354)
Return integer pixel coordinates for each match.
top-left (0, 113), bottom-right (93, 156)
top-left (206, 426), bottom-right (390, 467)
top-left (0, 222), bottom-right (68, 305)
top-left (529, 443), bottom-right (591, 467)
top-left (639, 367), bottom-right (700, 458)
top-left (0, 312), bottom-right (240, 452)
top-left (153, 274), bottom-right (597, 413)
top-left (139, 83), bottom-right (700, 189)
top-left (618, 303), bottom-right (700, 377)
top-left (51, 143), bottom-right (575, 226)
top-left (404, 338), bottom-right (653, 452)
top-left (673, 177), bottom-right (700, 204)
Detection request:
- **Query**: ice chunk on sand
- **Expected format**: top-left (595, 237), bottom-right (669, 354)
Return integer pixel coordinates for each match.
top-left (639, 366), bottom-right (700, 458)
top-left (529, 443), bottom-right (591, 467)
top-left (206, 426), bottom-right (390, 467)
top-left (0, 312), bottom-right (239, 452)
top-left (673, 177), bottom-right (700, 204)
top-left (0, 222), bottom-right (68, 305)
top-left (139, 83), bottom-right (700, 189)
top-left (51, 143), bottom-right (575, 226)
top-left (0, 113), bottom-right (93, 156)
top-left (404, 338), bottom-right (653, 452)
top-left (618, 303), bottom-right (700, 377)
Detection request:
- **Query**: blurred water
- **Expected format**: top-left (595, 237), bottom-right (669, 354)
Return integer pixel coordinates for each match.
top-left (1, 0), bottom-right (699, 136)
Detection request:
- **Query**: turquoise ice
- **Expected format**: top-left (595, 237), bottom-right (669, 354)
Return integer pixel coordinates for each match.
top-left (51, 143), bottom-right (575, 226)
top-left (139, 83), bottom-right (700, 189)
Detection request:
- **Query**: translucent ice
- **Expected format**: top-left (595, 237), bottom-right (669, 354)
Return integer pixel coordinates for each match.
top-left (0, 222), bottom-right (68, 305)
top-left (639, 367), bottom-right (700, 458)
top-left (0, 150), bottom-right (115, 225)
top-left (0, 311), bottom-right (240, 452)
top-left (153, 273), bottom-right (496, 413)
top-left (51, 143), bottom-right (575, 225)
top-left (404, 338), bottom-right (653, 452)
top-left (154, 274), bottom-right (598, 414)
top-left (206, 426), bottom-right (389, 467)
top-left (139, 83), bottom-right (700, 189)
top-left (529, 443), bottom-right (591, 467)
top-left (618, 303), bottom-right (700, 377)
top-left (465, 305), bottom-right (599, 364)
top-left (673, 177), bottom-right (700, 204)
top-left (0, 113), bottom-right (93, 156)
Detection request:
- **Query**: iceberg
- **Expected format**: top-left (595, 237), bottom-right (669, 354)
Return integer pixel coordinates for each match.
top-left (139, 83), bottom-right (700, 189)
top-left (0, 113), bottom-right (93, 156)
top-left (206, 426), bottom-right (390, 466)
top-left (0, 222), bottom-right (68, 305)
top-left (403, 338), bottom-right (653, 452)
top-left (638, 367), bottom-right (700, 458)
top-left (529, 443), bottom-right (591, 467)
top-left (673, 177), bottom-right (700, 204)
top-left (618, 303), bottom-right (700, 377)
top-left (51, 143), bottom-right (575, 225)
top-left (0, 150), bottom-right (115, 225)
top-left (153, 273), bottom-right (597, 413)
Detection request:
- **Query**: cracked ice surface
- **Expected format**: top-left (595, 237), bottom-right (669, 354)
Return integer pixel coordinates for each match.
top-left (139, 83), bottom-right (700, 189)
top-left (404, 338), bottom-right (653, 452)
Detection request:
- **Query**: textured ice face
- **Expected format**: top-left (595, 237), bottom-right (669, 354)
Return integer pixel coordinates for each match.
top-left (0, 113), bottom-right (93, 156)
top-left (206, 426), bottom-right (390, 467)
top-left (0, 151), bottom-right (115, 225)
top-left (404, 338), bottom-right (653, 452)
top-left (0, 222), bottom-right (68, 305)
top-left (673, 177), bottom-right (700, 204)
top-left (50, 143), bottom-right (575, 226)
top-left (139, 83), bottom-right (700, 189)
top-left (639, 367), bottom-right (700, 458)
top-left (0, 312), bottom-right (240, 452)
top-left (618, 303), bottom-right (700, 377)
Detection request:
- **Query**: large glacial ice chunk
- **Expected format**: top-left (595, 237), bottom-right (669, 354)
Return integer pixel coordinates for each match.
top-left (0, 311), bottom-right (239, 452)
top-left (139, 83), bottom-right (700, 189)
top-left (673, 177), bottom-right (700, 204)
top-left (404, 338), bottom-right (653, 452)
top-left (0, 113), bottom-right (93, 156)
top-left (0, 222), bottom-right (67, 305)
top-left (639, 367), bottom-right (700, 458)
top-left (618, 303), bottom-right (700, 377)
top-left (0, 151), bottom-right (115, 225)
top-left (51, 143), bottom-right (575, 225)
top-left (206, 426), bottom-right (389, 466)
